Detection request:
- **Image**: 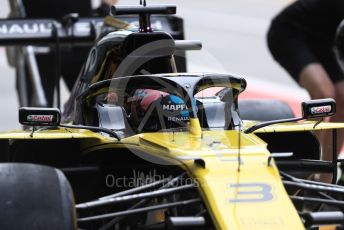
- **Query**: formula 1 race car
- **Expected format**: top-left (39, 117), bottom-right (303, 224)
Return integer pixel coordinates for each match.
top-left (1, 3), bottom-right (344, 230)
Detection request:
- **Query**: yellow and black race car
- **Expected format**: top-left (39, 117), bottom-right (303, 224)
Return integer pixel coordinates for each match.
top-left (0, 3), bottom-right (344, 230)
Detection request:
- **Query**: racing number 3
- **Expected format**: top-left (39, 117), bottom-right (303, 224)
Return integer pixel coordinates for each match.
top-left (228, 183), bottom-right (273, 203)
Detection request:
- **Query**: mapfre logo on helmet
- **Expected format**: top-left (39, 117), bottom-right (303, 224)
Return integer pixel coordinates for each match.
top-left (27, 115), bottom-right (54, 122)
top-left (162, 104), bottom-right (188, 111)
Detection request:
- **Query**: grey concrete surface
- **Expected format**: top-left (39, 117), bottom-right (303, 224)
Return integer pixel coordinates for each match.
top-left (0, 0), bottom-right (304, 131)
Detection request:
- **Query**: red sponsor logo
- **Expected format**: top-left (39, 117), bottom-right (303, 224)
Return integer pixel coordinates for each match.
top-left (27, 115), bottom-right (54, 122)
top-left (310, 105), bottom-right (331, 114)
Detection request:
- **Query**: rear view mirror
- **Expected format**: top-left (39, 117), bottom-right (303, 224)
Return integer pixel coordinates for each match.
top-left (302, 98), bottom-right (336, 119)
top-left (19, 107), bottom-right (61, 126)
top-left (245, 98), bottom-right (336, 133)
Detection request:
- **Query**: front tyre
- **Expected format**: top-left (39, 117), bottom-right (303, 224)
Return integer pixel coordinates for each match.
top-left (0, 163), bottom-right (76, 230)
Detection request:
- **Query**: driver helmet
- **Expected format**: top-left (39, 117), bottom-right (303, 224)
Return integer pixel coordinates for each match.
top-left (129, 89), bottom-right (191, 132)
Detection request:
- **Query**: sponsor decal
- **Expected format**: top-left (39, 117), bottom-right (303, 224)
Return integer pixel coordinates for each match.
top-left (310, 105), bottom-right (331, 114)
top-left (163, 100), bottom-right (190, 122)
top-left (162, 104), bottom-right (188, 111)
top-left (167, 116), bottom-right (189, 121)
top-left (0, 21), bottom-right (104, 36)
top-left (0, 23), bottom-right (51, 35)
top-left (27, 115), bottom-right (54, 122)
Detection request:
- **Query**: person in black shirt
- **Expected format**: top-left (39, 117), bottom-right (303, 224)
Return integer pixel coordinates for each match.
top-left (267, 0), bottom-right (344, 182)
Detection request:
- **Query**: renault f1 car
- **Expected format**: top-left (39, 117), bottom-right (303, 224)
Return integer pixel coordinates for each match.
top-left (1, 3), bottom-right (344, 230)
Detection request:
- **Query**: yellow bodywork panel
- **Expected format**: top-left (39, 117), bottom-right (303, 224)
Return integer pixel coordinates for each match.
top-left (4, 123), bottom-right (341, 229)
top-left (0, 127), bottom-right (305, 229)
top-left (191, 157), bottom-right (304, 229)
top-left (138, 131), bottom-right (304, 229)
